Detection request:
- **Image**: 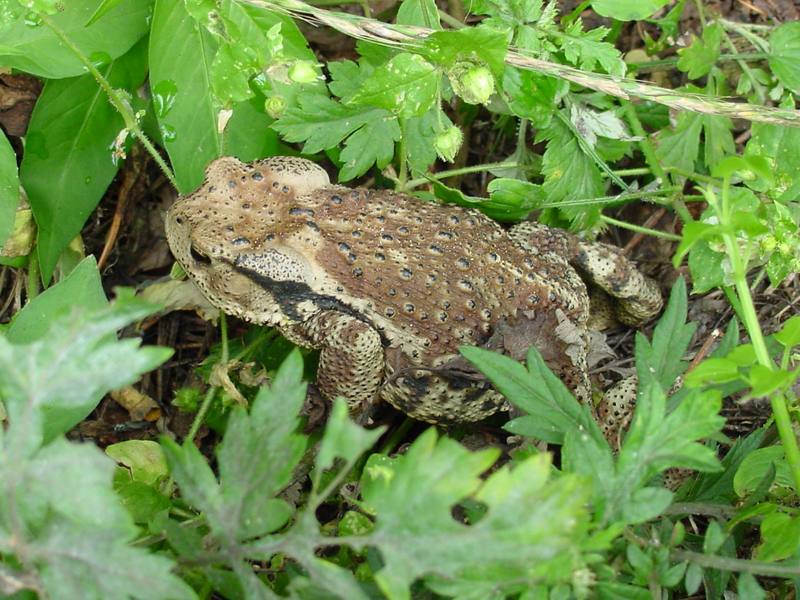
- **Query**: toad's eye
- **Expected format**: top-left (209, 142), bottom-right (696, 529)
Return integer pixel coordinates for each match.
top-left (190, 244), bottom-right (212, 265)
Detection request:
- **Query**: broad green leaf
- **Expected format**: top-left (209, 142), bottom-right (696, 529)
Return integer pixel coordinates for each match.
top-left (5, 256), bottom-right (106, 344)
top-left (485, 178), bottom-right (546, 221)
top-left (634, 278), bottom-right (696, 390)
top-left (655, 110), bottom-right (702, 174)
top-left (592, 0), bottom-right (670, 20)
top-left (756, 512), bottom-right (800, 561)
top-left (677, 22), bottom-right (722, 79)
top-left (734, 446), bottom-right (795, 497)
top-left (0, 293), bottom-right (170, 446)
top-left (346, 53), bottom-right (438, 118)
top-left (20, 39), bottom-right (147, 283)
top-left (423, 26), bottom-right (508, 76)
top-left (775, 315), bottom-right (800, 347)
top-left (745, 108), bottom-right (800, 199)
top-left (106, 440), bottom-right (169, 486)
top-left (0, 132), bottom-right (18, 250)
top-left (405, 109), bottom-right (440, 174)
top-left (737, 572), bottom-right (766, 600)
top-left (687, 239), bottom-right (725, 293)
top-left (150, 0), bottom-right (222, 193)
top-left (396, 0), bottom-right (441, 28)
top-left (769, 22), bottom-right (800, 94)
top-left (0, 0), bottom-right (152, 78)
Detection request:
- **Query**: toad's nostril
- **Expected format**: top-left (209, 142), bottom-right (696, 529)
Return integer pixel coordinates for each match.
top-left (175, 216), bottom-right (184, 225)
top-left (190, 245), bottom-right (212, 265)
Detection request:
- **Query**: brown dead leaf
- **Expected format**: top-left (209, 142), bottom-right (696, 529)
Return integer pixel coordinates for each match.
top-left (111, 386), bottom-right (161, 421)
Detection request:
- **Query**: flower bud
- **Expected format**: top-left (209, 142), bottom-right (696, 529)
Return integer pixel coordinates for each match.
top-left (265, 95), bottom-right (287, 119)
top-left (434, 126), bottom-right (463, 162)
top-left (449, 62), bottom-right (495, 105)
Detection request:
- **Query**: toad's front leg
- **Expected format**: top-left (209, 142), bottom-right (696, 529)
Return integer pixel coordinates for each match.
top-left (284, 311), bottom-right (385, 416)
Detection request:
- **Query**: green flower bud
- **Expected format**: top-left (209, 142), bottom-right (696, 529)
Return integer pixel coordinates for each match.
top-left (288, 61), bottom-right (318, 84)
top-left (265, 95), bottom-right (288, 119)
top-left (760, 234), bottom-right (777, 252)
top-left (449, 61), bottom-right (495, 105)
top-left (433, 125), bottom-right (463, 163)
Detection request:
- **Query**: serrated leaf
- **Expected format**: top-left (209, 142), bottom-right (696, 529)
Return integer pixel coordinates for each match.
top-left (314, 399), bottom-right (384, 485)
top-left (0, 132), bottom-right (18, 251)
top-left (537, 117), bottom-right (604, 227)
top-left (561, 20), bottom-right (625, 76)
top-left (769, 21), bottom-right (800, 94)
top-left (423, 26), bottom-right (508, 76)
top-left (0, 286), bottom-right (169, 446)
top-left (677, 22), bottom-right (721, 79)
top-left (339, 116), bottom-right (401, 181)
top-left (346, 53), bottom-right (438, 118)
top-left (591, 0), bottom-right (670, 20)
top-left (503, 67), bottom-right (564, 127)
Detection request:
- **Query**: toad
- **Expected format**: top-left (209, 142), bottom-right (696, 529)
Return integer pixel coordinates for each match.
top-left (165, 156), bottom-right (662, 435)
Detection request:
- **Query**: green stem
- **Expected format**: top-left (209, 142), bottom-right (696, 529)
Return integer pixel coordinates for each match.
top-left (220, 313), bottom-right (230, 364)
top-left (599, 215), bottom-right (681, 241)
top-left (629, 52), bottom-right (770, 72)
top-left (39, 14), bottom-right (179, 191)
top-left (405, 161), bottom-right (521, 189)
top-left (715, 180), bottom-right (800, 493)
top-left (672, 549), bottom-right (800, 577)
top-left (562, 0), bottom-right (592, 26)
top-left (184, 386), bottom-right (217, 445)
top-left (397, 118), bottom-right (409, 190)
top-left (623, 102), bottom-right (667, 183)
top-left (26, 252), bottom-right (40, 299)
top-left (438, 9), bottom-right (466, 29)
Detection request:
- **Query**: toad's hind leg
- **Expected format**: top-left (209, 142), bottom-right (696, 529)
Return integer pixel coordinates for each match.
top-left (572, 240), bottom-right (662, 327)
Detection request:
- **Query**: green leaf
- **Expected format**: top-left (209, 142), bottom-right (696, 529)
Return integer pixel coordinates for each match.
top-left (702, 114), bottom-right (734, 171)
top-left (687, 240), bottom-right (725, 294)
top-left (0, 0), bottom-right (152, 78)
top-left (5, 256), bottom-right (106, 344)
top-left (769, 21), bottom-right (800, 94)
top-left (30, 521), bottom-right (196, 600)
top-left (537, 117), bottom-right (604, 227)
top-left (0, 279), bottom-right (167, 444)
top-left (423, 26), bottom-right (508, 76)
top-left (360, 432), bottom-right (590, 599)
top-left (591, 0), bottom-right (670, 20)
top-left (150, 0), bottom-right (222, 193)
top-left (396, 0), bottom-right (441, 28)
top-left (634, 278), bottom-right (696, 390)
top-left (346, 53), bottom-right (438, 118)
top-left (106, 440), bottom-right (169, 486)
top-left (338, 117), bottom-right (401, 182)
top-left (655, 110), bottom-right (702, 174)
top-left (460, 345), bottom-right (603, 445)
top-left (560, 20), bottom-right (625, 76)
top-left (745, 107), bottom-right (800, 199)
top-left (314, 399), bottom-right (384, 485)
top-left (0, 132), bottom-right (18, 251)
top-left (775, 315), bottom-right (800, 348)
top-left (737, 572), bottom-right (766, 600)
top-left (756, 512), bottom-right (800, 561)
top-left (703, 520), bottom-right (726, 554)
top-left (20, 39), bottom-right (147, 283)
top-left (503, 67), bottom-right (565, 127)
top-left (734, 446), bottom-right (795, 497)
top-left (485, 178), bottom-right (546, 222)
top-left (677, 22), bottom-right (722, 79)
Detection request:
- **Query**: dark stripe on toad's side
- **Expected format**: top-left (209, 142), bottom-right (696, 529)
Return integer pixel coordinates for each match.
top-left (233, 262), bottom-right (391, 343)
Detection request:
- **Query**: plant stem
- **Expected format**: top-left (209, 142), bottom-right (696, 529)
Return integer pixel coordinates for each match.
top-left (672, 549), bottom-right (800, 577)
top-left (599, 215), bottom-right (681, 241)
top-left (397, 118), bottom-right (409, 190)
top-left (716, 178), bottom-right (800, 493)
top-left (185, 386), bottom-right (217, 445)
top-left (26, 252), bottom-right (40, 300)
top-left (563, 0), bottom-right (591, 25)
top-left (438, 9), bottom-right (466, 29)
top-left (39, 14), bottom-right (179, 191)
top-left (405, 161), bottom-right (522, 189)
top-left (623, 102), bottom-right (667, 183)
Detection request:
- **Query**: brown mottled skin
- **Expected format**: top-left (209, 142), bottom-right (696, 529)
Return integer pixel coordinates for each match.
top-left (165, 156), bottom-right (662, 430)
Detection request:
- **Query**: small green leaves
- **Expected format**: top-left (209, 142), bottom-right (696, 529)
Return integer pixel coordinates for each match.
top-left (677, 22), bottom-right (722, 79)
top-left (768, 22), bottom-right (800, 94)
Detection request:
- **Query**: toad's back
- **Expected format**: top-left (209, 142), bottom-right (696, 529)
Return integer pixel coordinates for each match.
top-left (285, 187), bottom-right (589, 360)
